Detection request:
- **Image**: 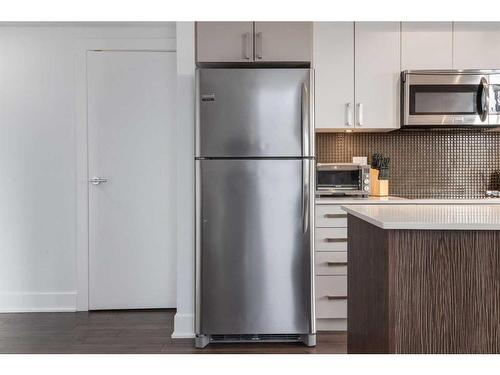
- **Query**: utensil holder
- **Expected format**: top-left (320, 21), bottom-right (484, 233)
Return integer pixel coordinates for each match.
top-left (370, 168), bottom-right (389, 197)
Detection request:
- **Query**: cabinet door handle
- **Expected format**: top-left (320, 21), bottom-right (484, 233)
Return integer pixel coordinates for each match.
top-left (345, 103), bottom-right (352, 127)
top-left (326, 262), bottom-right (348, 266)
top-left (243, 32), bottom-right (251, 60)
top-left (324, 214), bottom-right (347, 219)
top-left (325, 238), bottom-right (347, 243)
top-left (255, 32), bottom-right (263, 60)
top-left (356, 103), bottom-right (363, 126)
top-left (326, 295), bottom-right (347, 300)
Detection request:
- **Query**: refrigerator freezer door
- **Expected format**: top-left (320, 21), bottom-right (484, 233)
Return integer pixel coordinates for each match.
top-left (197, 159), bottom-right (313, 334)
top-left (197, 68), bottom-right (311, 158)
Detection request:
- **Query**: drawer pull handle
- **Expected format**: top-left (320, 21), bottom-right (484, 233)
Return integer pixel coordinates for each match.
top-left (326, 295), bottom-right (347, 300)
top-left (324, 214), bottom-right (347, 219)
top-left (327, 262), bottom-right (347, 266)
top-left (325, 238), bottom-right (347, 243)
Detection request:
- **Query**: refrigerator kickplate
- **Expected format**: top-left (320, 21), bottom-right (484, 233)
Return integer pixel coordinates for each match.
top-left (195, 334), bottom-right (316, 348)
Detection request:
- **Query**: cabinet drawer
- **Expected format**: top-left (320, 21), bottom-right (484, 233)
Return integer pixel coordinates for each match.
top-left (315, 252), bottom-right (347, 275)
top-left (315, 228), bottom-right (348, 252)
top-left (315, 275), bottom-right (347, 319)
top-left (315, 205), bottom-right (347, 227)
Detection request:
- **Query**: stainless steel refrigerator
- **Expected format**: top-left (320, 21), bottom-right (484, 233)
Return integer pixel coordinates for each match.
top-left (195, 68), bottom-right (315, 348)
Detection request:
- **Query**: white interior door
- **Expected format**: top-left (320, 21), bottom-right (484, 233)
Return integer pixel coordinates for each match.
top-left (87, 50), bottom-right (177, 310)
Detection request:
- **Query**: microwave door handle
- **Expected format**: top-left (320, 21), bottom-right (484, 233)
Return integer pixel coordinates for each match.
top-left (479, 77), bottom-right (490, 122)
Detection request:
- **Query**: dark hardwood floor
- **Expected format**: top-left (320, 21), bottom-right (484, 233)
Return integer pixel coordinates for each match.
top-left (0, 309), bottom-right (346, 354)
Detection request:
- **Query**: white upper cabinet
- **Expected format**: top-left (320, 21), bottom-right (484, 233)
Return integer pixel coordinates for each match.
top-left (196, 22), bottom-right (254, 63)
top-left (314, 22), bottom-right (400, 132)
top-left (313, 22), bottom-right (355, 131)
top-left (401, 22), bottom-right (453, 70)
top-left (354, 22), bottom-right (401, 130)
top-left (196, 22), bottom-right (312, 63)
top-left (254, 22), bottom-right (312, 62)
top-left (453, 22), bottom-right (500, 69)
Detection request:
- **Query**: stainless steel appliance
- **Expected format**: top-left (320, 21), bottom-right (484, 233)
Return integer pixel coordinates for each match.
top-left (195, 68), bottom-right (315, 348)
top-left (316, 163), bottom-right (370, 197)
top-left (401, 70), bottom-right (500, 128)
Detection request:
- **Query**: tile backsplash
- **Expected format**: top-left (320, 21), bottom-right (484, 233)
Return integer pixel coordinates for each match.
top-left (316, 130), bottom-right (500, 199)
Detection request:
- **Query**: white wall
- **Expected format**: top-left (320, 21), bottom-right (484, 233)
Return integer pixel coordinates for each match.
top-left (0, 22), bottom-right (176, 312)
top-left (172, 22), bottom-right (196, 338)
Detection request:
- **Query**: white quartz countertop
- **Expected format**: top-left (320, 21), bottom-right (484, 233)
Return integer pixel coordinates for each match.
top-left (316, 196), bottom-right (500, 205)
top-left (316, 196), bottom-right (406, 204)
top-left (341, 204), bottom-right (500, 230)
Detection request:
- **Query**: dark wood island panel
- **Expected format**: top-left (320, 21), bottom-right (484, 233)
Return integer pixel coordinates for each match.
top-left (347, 215), bottom-right (500, 354)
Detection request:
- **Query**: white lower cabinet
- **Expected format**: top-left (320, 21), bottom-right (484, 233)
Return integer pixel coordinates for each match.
top-left (315, 204), bottom-right (348, 227)
top-left (315, 203), bottom-right (349, 331)
top-left (315, 276), bottom-right (347, 319)
top-left (315, 252), bottom-right (347, 276)
top-left (315, 228), bottom-right (348, 251)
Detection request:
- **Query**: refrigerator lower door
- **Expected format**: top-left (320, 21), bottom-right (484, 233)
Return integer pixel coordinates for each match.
top-left (196, 159), bottom-right (314, 336)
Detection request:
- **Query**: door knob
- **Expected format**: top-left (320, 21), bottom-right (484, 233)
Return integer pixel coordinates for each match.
top-left (90, 177), bottom-right (108, 185)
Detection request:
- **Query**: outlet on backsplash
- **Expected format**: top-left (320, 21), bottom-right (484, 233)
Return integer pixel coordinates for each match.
top-left (316, 130), bottom-right (500, 199)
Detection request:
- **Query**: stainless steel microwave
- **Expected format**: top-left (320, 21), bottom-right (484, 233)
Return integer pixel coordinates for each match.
top-left (401, 70), bottom-right (500, 128)
top-left (316, 163), bottom-right (370, 197)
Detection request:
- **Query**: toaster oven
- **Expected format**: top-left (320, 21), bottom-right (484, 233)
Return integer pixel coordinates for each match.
top-left (316, 163), bottom-right (370, 197)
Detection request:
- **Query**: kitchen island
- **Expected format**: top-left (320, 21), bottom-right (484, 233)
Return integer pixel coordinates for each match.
top-left (342, 204), bottom-right (500, 354)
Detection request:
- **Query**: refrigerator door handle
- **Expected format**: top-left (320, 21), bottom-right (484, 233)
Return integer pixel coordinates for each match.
top-left (302, 159), bottom-right (310, 234)
top-left (301, 82), bottom-right (310, 157)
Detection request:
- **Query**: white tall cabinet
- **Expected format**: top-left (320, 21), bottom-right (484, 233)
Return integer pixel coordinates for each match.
top-left (401, 22), bottom-right (453, 70)
top-left (314, 22), bottom-right (401, 132)
top-left (453, 22), bottom-right (500, 69)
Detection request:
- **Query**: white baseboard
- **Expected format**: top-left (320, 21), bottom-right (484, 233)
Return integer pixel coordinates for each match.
top-left (0, 292), bottom-right (77, 313)
top-left (172, 312), bottom-right (195, 338)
